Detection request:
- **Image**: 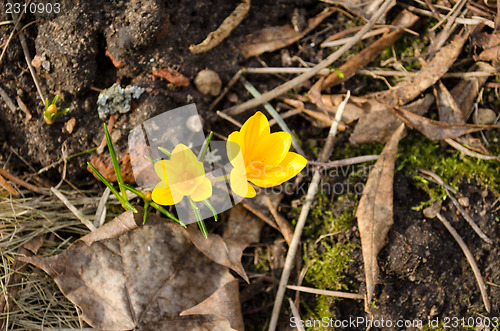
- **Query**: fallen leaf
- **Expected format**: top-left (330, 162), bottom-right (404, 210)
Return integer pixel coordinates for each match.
top-left (189, 0), bottom-right (250, 54)
top-left (356, 123), bottom-right (405, 305)
top-left (20, 212), bottom-right (243, 331)
top-left (320, 10), bottom-right (419, 89)
top-left (187, 204), bottom-right (263, 283)
top-left (349, 94), bottom-right (434, 144)
top-left (374, 30), bottom-right (468, 106)
top-left (388, 105), bottom-right (500, 140)
top-left (152, 68), bottom-right (190, 87)
top-left (434, 80), bottom-right (464, 123)
top-left (88, 153), bottom-right (136, 184)
top-left (80, 210), bottom-right (138, 246)
top-left (240, 7), bottom-right (333, 59)
top-left (450, 62), bottom-right (495, 121)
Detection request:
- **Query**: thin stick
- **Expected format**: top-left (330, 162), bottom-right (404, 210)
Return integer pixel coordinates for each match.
top-left (216, 110), bottom-right (242, 127)
top-left (9, 0), bottom-right (45, 104)
top-left (0, 6), bottom-right (25, 66)
top-left (308, 155), bottom-right (379, 170)
top-left (0, 85), bottom-right (17, 112)
top-left (268, 91), bottom-right (351, 331)
top-left (223, 0), bottom-right (393, 116)
top-left (435, 213), bottom-right (490, 313)
top-left (0, 167), bottom-right (46, 194)
top-left (244, 67), bottom-right (332, 76)
top-left (268, 108), bottom-right (302, 126)
top-left (445, 138), bottom-right (499, 160)
top-left (288, 298), bottom-right (305, 331)
top-left (51, 187), bottom-right (96, 232)
top-left (208, 69), bottom-right (243, 112)
top-left (0, 174), bottom-right (19, 196)
top-left (286, 285), bottom-right (364, 300)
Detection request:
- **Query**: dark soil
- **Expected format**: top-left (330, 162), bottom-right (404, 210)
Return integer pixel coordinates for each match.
top-left (0, 1), bottom-right (498, 330)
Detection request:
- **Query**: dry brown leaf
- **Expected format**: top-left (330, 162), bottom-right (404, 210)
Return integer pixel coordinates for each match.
top-left (152, 68), bottom-right (190, 87)
top-left (80, 210), bottom-right (138, 246)
top-left (320, 10), bottom-right (419, 89)
top-left (389, 106), bottom-right (500, 140)
top-left (240, 7), bottom-right (333, 59)
top-left (434, 80), bottom-right (465, 123)
top-left (20, 212), bottom-right (243, 331)
top-left (350, 94), bottom-right (434, 144)
top-left (189, 0), bottom-right (250, 54)
top-left (374, 30), bottom-right (468, 106)
top-left (356, 123), bottom-right (405, 305)
top-left (88, 153), bottom-right (135, 184)
top-left (187, 204), bottom-right (263, 283)
top-left (450, 62), bottom-right (495, 120)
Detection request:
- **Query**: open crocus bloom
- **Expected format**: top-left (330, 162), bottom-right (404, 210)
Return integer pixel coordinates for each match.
top-left (227, 111), bottom-right (307, 198)
top-left (152, 143), bottom-right (212, 205)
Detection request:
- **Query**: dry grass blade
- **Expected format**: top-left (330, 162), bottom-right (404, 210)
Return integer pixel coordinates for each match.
top-left (51, 187), bottom-right (96, 232)
top-left (288, 298), bottom-right (305, 331)
top-left (356, 123), bottom-right (405, 306)
top-left (0, 174), bottom-right (19, 196)
top-left (286, 285), bottom-right (364, 300)
top-left (432, 212), bottom-right (491, 313)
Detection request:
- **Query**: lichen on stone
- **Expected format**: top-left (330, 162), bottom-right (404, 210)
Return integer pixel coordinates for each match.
top-left (97, 84), bottom-right (145, 119)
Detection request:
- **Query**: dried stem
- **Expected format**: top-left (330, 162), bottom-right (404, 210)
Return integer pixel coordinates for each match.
top-left (268, 91), bottom-right (351, 331)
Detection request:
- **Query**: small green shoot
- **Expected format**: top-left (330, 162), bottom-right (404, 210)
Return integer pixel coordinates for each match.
top-left (198, 131), bottom-right (213, 161)
top-left (44, 95), bottom-right (69, 124)
top-left (103, 123), bottom-right (127, 202)
top-left (189, 197), bottom-right (207, 238)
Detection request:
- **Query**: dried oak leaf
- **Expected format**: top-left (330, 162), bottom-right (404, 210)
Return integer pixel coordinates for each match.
top-left (240, 7), bottom-right (333, 59)
top-left (187, 204), bottom-right (263, 283)
top-left (19, 212), bottom-right (243, 331)
top-left (356, 123), bottom-right (405, 305)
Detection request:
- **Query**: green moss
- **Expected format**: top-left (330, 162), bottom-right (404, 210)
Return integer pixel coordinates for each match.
top-left (290, 192), bottom-right (357, 330)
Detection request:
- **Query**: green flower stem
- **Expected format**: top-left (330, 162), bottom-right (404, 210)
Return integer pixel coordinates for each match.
top-left (104, 123), bottom-right (128, 202)
top-left (122, 183), bottom-right (146, 200)
top-left (87, 162), bottom-right (137, 213)
top-left (143, 200), bottom-right (149, 225)
top-left (150, 201), bottom-right (186, 228)
top-left (198, 131), bottom-right (213, 161)
top-left (202, 199), bottom-right (218, 222)
top-left (189, 197), bottom-right (207, 238)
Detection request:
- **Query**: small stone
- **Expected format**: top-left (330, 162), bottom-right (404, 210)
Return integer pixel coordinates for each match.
top-left (42, 60), bottom-right (51, 71)
top-left (31, 55), bottom-right (42, 68)
top-left (194, 69), bottom-right (222, 96)
top-left (458, 196), bottom-right (469, 207)
top-left (423, 201), bottom-right (441, 219)
top-left (65, 117), bottom-right (76, 134)
top-left (186, 114), bottom-right (203, 132)
top-left (473, 108), bottom-right (497, 125)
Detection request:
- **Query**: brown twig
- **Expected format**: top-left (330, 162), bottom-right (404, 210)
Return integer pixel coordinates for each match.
top-left (240, 200), bottom-right (279, 231)
top-left (263, 195), bottom-right (294, 246)
top-left (286, 285), bottom-right (364, 300)
top-left (0, 173), bottom-right (19, 196)
top-left (0, 167), bottom-right (46, 194)
top-left (208, 69), bottom-right (243, 112)
top-left (223, 0), bottom-right (394, 117)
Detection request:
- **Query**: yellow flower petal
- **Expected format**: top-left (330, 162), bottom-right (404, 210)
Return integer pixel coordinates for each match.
top-left (230, 168), bottom-right (256, 198)
top-left (152, 181), bottom-right (183, 205)
top-left (227, 132), bottom-right (245, 167)
top-left (240, 112), bottom-right (269, 160)
top-left (252, 131), bottom-right (291, 166)
top-left (154, 160), bottom-right (168, 181)
top-left (190, 176), bottom-right (213, 201)
top-left (249, 152), bottom-right (307, 187)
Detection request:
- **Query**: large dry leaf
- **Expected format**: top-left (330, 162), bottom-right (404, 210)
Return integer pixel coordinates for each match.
top-left (320, 10), bottom-right (419, 89)
top-left (389, 106), bottom-right (500, 140)
top-left (240, 7), bottom-right (333, 59)
top-left (187, 204), bottom-right (263, 283)
top-left (356, 123), bottom-right (405, 305)
top-left (434, 80), bottom-right (465, 123)
top-left (374, 30), bottom-right (468, 107)
top-left (349, 94), bottom-right (434, 144)
top-left (20, 212), bottom-right (243, 331)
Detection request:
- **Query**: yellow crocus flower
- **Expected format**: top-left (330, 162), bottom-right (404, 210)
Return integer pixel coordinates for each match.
top-left (227, 111), bottom-right (307, 198)
top-left (152, 143), bottom-right (212, 205)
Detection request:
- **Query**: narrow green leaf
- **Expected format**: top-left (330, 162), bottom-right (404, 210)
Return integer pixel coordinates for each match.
top-left (189, 197), bottom-right (207, 238)
top-left (158, 146), bottom-right (171, 157)
top-left (150, 201), bottom-right (185, 228)
top-left (202, 199), bottom-right (218, 222)
top-left (198, 131), bottom-right (213, 161)
top-left (104, 123), bottom-right (128, 202)
top-left (51, 95), bottom-right (59, 105)
top-left (144, 155), bottom-right (157, 163)
top-left (87, 162), bottom-right (137, 213)
top-left (122, 183), bottom-right (146, 200)
top-left (44, 98), bottom-right (49, 110)
top-left (143, 200), bottom-right (149, 225)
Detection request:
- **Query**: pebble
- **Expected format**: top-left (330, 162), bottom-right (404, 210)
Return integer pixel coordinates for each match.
top-left (473, 108), bottom-right (497, 125)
